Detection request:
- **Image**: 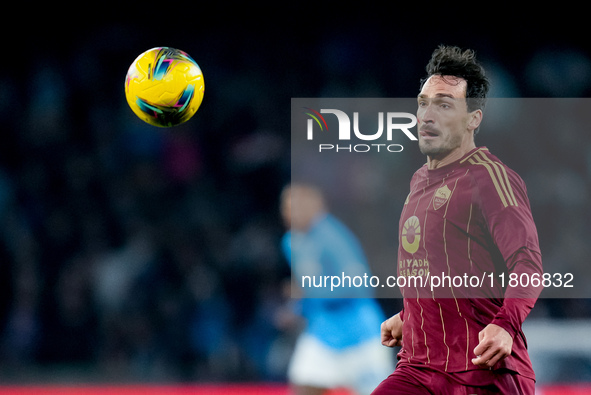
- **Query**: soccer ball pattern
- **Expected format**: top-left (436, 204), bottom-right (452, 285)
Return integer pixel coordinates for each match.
top-left (125, 47), bottom-right (204, 127)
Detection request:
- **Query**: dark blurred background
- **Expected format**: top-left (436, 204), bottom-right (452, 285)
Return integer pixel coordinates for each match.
top-left (0, 8), bottom-right (590, 387)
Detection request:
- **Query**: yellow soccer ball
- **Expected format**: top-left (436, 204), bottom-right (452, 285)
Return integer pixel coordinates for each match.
top-left (125, 47), bottom-right (204, 127)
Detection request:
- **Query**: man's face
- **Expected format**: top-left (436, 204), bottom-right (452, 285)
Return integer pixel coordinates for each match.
top-left (280, 185), bottom-right (324, 232)
top-left (417, 75), bottom-right (472, 159)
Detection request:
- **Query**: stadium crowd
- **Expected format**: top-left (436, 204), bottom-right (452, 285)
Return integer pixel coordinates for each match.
top-left (0, 21), bottom-right (590, 384)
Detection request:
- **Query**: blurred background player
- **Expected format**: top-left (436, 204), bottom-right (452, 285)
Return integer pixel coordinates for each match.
top-left (280, 183), bottom-right (394, 395)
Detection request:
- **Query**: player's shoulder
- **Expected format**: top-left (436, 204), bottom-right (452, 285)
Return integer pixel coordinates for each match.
top-left (461, 147), bottom-right (527, 207)
top-left (462, 147), bottom-right (523, 181)
top-left (461, 147), bottom-right (503, 167)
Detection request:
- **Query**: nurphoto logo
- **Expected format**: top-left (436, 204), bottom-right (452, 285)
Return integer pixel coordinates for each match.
top-left (303, 106), bottom-right (417, 153)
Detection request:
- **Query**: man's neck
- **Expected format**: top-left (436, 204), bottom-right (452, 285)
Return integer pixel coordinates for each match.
top-left (427, 141), bottom-right (476, 170)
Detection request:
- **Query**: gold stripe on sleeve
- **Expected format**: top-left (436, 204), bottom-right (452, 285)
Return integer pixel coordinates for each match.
top-left (475, 151), bottom-right (517, 207)
top-left (468, 157), bottom-right (509, 208)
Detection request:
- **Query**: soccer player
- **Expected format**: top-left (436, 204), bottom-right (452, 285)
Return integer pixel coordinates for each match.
top-left (280, 183), bottom-right (394, 395)
top-left (371, 46), bottom-right (543, 394)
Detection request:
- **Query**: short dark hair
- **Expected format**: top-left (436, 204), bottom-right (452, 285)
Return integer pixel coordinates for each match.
top-left (420, 45), bottom-right (489, 113)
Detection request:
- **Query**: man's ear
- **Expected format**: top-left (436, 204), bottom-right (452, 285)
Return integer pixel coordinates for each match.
top-left (468, 109), bottom-right (483, 132)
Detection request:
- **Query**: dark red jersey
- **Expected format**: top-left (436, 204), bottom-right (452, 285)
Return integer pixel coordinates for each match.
top-left (396, 147), bottom-right (543, 381)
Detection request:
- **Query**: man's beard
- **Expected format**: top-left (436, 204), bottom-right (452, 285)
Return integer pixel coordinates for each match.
top-left (418, 133), bottom-right (462, 159)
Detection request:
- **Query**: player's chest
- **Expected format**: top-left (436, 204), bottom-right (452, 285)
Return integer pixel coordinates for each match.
top-left (400, 172), bottom-right (480, 238)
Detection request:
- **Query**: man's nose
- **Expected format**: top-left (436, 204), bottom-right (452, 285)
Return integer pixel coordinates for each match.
top-left (418, 104), bottom-right (435, 124)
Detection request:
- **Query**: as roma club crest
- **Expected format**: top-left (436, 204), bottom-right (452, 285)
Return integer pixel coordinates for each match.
top-left (433, 185), bottom-right (451, 210)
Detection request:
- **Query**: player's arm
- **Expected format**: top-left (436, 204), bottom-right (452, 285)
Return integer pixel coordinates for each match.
top-left (472, 248), bottom-right (541, 367)
top-left (486, 170), bottom-right (544, 335)
top-left (472, 168), bottom-right (543, 367)
top-left (381, 311), bottom-right (403, 347)
top-left (491, 247), bottom-right (542, 335)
